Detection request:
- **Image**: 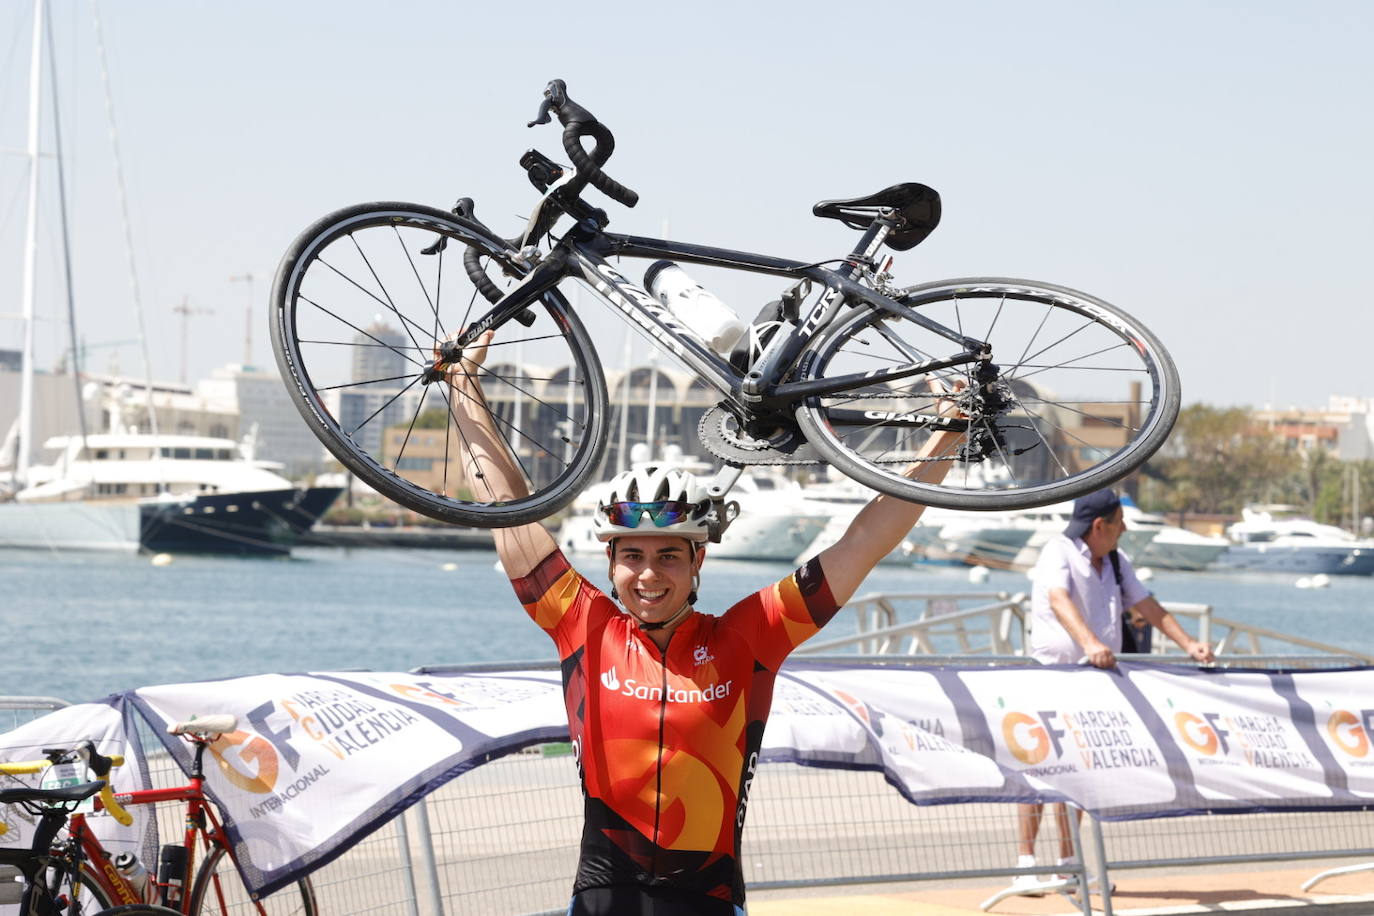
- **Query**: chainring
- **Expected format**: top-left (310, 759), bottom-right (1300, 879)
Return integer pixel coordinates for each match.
top-left (697, 405), bottom-right (824, 466)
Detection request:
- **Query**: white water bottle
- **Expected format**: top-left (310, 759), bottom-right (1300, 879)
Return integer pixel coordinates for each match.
top-left (643, 261), bottom-right (747, 358)
top-left (113, 851), bottom-right (151, 902)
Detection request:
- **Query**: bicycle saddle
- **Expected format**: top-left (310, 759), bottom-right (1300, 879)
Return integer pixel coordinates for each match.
top-left (0, 780), bottom-right (103, 806)
top-left (812, 182), bottom-right (942, 251)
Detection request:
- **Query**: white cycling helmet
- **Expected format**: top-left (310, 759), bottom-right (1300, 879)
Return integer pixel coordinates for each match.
top-left (593, 465), bottom-right (713, 543)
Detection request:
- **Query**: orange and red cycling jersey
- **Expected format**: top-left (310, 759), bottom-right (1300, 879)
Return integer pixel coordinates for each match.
top-left (511, 549), bottom-right (840, 909)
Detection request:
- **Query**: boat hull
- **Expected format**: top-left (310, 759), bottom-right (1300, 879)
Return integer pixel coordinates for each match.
top-left (1213, 545), bottom-right (1374, 576)
top-left (141, 486), bottom-right (343, 555)
top-left (0, 487), bottom-right (341, 555)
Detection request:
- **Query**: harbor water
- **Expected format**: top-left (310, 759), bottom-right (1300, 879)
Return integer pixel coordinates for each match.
top-left (5, 546), bottom-right (1374, 704)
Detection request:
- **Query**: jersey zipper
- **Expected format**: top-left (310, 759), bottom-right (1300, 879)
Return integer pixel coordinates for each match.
top-left (650, 629), bottom-right (672, 877)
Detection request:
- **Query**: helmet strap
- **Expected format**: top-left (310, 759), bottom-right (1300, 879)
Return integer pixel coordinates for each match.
top-left (640, 599), bottom-right (693, 632)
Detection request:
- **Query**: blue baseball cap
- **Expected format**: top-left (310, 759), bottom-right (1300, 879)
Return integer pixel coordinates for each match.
top-left (1064, 489), bottom-right (1121, 539)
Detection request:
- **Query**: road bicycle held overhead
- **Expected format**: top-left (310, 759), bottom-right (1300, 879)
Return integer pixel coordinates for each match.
top-left (271, 79), bottom-right (1179, 527)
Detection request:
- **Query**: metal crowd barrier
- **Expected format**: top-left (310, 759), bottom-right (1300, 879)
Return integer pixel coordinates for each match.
top-left (4, 590), bottom-right (1374, 915)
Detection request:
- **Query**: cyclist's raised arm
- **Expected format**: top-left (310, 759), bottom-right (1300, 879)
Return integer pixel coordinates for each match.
top-left (818, 428), bottom-right (963, 607)
top-left (442, 329), bottom-right (558, 579)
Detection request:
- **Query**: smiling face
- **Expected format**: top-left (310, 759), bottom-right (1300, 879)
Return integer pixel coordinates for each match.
top-left (608, 535), bottom-right (703, 629)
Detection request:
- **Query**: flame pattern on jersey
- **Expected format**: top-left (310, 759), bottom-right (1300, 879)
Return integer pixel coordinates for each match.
top-left (511, 550), bottom-right (839, 907)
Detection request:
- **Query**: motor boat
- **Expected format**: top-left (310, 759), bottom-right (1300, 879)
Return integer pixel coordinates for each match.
top-left (1214, 505), bottom-right (1374, 575)
top-left (1120, 501), bottom-right (1229, 571)
top-left (0, 430), bottom-right (341, 555)
top-left (792, 475), bottom-right (932, 566)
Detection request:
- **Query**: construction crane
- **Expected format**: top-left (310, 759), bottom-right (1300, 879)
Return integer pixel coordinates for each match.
top-left (172, 295), bottom-right (214, 384)
top-left (229, 273), bottom-right (255, 366)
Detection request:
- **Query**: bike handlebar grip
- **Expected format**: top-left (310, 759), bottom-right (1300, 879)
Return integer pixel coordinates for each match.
top-left (562, 121), bottom-right (639, 208)
top-left (96, 782), bottom-right (134, 826)
top-left (462, 244), bottom-right (504, 304)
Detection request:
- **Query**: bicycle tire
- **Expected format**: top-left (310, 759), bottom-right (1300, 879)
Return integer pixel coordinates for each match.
top-left (93, 907), bottom-right (183, 915)
top-left (271, 201), bottom-right (610, 527)
top-left (54, 864), bottom-right (116, 914)
top-left (186, 844), bottom-right (317, 916)
top-left (794, 278), bottom-right (1180, 510)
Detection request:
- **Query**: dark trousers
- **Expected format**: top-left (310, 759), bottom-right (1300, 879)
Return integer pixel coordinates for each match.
top-left (569, 885), bottom-right (743, 915)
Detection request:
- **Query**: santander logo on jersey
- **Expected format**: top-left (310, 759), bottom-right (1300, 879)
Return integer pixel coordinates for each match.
top-left (600, 666), bottom-right (733, 703)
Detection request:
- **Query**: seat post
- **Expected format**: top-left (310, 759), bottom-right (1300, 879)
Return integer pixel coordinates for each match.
top-left (840, 216), bottom-right (897, 279)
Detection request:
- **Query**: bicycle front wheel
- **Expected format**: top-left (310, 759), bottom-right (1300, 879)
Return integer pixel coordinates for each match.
top-left (794, 278), bottom-right (1180, 510)
top-left (187, 845), bottom-right (317, 916)
top-left (271, 201), bottom-right (609, 527)
top-left (61, 864), bottom-right (116, 913)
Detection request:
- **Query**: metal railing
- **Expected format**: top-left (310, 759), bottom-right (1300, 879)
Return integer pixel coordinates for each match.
top-left (4, 590), bottom-right (1373, 915)
top-left (801, 592), bottom-right (1374, 666)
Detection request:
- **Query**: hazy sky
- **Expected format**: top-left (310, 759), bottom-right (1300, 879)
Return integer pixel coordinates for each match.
top-left (2, 0), bottom-right (1371, 409)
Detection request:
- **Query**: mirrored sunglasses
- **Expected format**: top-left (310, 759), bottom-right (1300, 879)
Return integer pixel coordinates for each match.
top-left (602, 500), bottom-right (698, 528)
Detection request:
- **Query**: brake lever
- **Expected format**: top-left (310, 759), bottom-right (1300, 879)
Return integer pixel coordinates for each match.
top-left (527, 79), bottom-right (568, 127)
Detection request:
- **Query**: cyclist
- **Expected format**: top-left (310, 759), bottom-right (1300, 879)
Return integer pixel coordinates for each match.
top-left (446, 329), bottom-right (960, 916)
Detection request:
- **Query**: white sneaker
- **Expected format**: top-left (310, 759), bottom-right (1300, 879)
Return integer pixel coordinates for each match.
top-left (1009, 872), bottom-right (1052, 897)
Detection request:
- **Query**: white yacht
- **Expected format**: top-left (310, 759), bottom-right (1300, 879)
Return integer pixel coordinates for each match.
top-left (0, 428), bottom-right (341, 555)
top-left (792, 475), bottom-right (932, 566)
top-left (556, 447), bottom-right (829, 563)
top-left (923, 506), bottom-right (1041, 569)
top-left (1120, 502), bottom-right (1229, 571)
top-left (1214, 505), bottom-right (1374, 576)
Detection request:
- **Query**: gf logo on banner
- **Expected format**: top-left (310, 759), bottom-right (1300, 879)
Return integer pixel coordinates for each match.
top-left (1327, 710), bottom-right (1374, 757)
top-left (1001, 710), bottom-right (1065, 765)
top-left (1174, 711), bottom-right (1230, 756)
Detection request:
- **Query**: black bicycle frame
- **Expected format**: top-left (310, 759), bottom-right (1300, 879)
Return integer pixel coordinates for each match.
top-left (458, 218), bottom-right (987, 427)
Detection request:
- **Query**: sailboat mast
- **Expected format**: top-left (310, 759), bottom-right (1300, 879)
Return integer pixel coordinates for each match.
top-left (17, 0), bottom-right (46, 486)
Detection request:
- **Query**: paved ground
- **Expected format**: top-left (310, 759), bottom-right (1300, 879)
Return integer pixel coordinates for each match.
top-left (748, 863), bottom-right (1374, 915)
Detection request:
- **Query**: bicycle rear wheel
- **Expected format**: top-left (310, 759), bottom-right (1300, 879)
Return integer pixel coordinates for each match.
top-left (271, 202), bottom-right (609, 527)
top-left (794, 278), bottom-right (1180, 510)
top-left (187, 845), bottom-right (316, 916)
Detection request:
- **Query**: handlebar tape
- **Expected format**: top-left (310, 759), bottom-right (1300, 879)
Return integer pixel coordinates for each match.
top-left (562, 121), bottom-right (639, 208)
top-left (462, 244), bottom-right (504, 304)
top-left (96, 782), bottom-right (134, 826)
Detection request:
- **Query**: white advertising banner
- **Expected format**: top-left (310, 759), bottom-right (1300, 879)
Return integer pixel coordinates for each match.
top-left (130, 669), bottom-right (569, 895)
top-left (0, 699), bottom-right (149, 864)
top-left (1289, 668), bottom-right (1374, 800)
top-left (5, 661), bottom-right (1372, 897)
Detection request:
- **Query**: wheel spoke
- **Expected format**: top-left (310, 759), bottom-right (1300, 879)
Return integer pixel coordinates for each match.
top-left (316, 255), bottom-right (440, 351)
top-left (1004, 316), bottom-right (1097, 385)
top-left (347, 374), bottom-right (423, 439)
top-left (349, 233), bottom-right (428, 357)
top-left (393, 225), bottom-right (446, 344)
top-left (392, 382), bottom-right (432, 474)
top-left (298, 295), bottom-right (427, 369)
top-left (316, 373), bottom-right (419, 392)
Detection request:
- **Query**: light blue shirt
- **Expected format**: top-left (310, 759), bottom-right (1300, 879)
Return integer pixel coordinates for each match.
top-left (1029, 534), bottom-right (1150, 664)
